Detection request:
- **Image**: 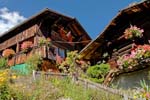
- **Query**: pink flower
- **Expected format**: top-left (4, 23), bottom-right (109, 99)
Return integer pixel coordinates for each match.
top-left (146, 92), bottom-right (150, 99)
top-left (124, 25), bottom-right (144, 39)
top-left (21, 41), bottom-right (33, 50)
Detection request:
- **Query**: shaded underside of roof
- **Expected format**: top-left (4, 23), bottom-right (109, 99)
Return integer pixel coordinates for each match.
top-left (80, 0), bottom-right (150, 60)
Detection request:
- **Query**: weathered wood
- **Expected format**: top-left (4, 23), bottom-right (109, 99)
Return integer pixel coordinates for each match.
top-left (34, 35), bottom-right (38, 46)
top-left (15, 53), bottom-right (27, 64)
top-left (51, 30), bottom-right (67, 41)
top-left (16, 42), bottom-right (19, 53)
top-left (118, 49), bottom-right (131, 56)
top-left (72, 24), bottom-right (81, 35)
top-left (0, 24), bottom-right (38, 51)
top-left (77, 77), bottom-right (133, 99)
top-left (8, 57), bottom-right (15, 66)
top-left (117, 44), bottom-right (132, 53)
top-left (7, 45), bottom-right (47, 65)
top-left (47, 47), bottom-right (55, 60)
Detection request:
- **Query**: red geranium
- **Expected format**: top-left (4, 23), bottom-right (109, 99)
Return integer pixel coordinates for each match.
top-left (21, 41), bottom-right (33, 50)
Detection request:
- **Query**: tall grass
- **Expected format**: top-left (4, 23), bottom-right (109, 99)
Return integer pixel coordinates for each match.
top-left (0, 72), bottom-right (122, 100)
top-left (50, 77), bottom-right (122, 100)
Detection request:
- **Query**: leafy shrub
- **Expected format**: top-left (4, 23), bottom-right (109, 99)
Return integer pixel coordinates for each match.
top-left (38, 37), bottom-right (51, 46)
top-left (0, 84), bottom-right (12, 100)
top-left (0, 58), bottom-right (7, 69)
top-left (59, 51), bottom-right (79, 74)
top-left (87, 63), bottom-right (110, 83)
top-left (144, 51), bottom-right (150, 58)
top-left (25, 53), bottom-right (42, 73)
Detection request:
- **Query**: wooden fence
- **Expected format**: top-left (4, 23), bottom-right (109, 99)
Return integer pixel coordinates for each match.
top-left (33, 71), bottom-right (68, 80)
top-left (77, 78), bottom-right (135, 100)
top-left (33, 71), bottom-right (142, 100)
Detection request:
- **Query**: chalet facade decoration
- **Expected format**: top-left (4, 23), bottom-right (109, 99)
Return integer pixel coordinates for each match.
top-left (124, 25), bottom-right (144, 40)
top-left (0, 8), bottom-right (91, 72)
top-left (79, 0), bottom-right (150, 86)
top-left (2, 49), bottom-right (15, 58)
top-left (21, 41), bottom-right (33, 53)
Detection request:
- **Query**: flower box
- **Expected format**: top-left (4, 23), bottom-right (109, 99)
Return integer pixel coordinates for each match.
top-left (2, 49), bottom-right (15, 58)
top-left (21, 41), bottom-right (33, 53)
top-left (117, 44), bottom-right (150, 70)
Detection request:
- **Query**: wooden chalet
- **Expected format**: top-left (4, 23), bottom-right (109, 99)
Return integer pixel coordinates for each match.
top-left (0, 8), bottom-right (91, 72)
top-left (80, 1), bottom-right (150, 86)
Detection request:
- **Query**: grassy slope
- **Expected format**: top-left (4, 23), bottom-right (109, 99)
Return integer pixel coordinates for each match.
top-left (7, 76), bottom-right (122, 100)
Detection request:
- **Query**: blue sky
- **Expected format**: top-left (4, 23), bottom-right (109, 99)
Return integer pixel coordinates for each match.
top-left (0, 0), bottom-right (140, 39)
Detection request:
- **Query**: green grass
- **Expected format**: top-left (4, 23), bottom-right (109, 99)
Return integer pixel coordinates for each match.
top-left (50, 77), bottom-right (122, 100)
top-left (0, 74), bottom-right (122, 100)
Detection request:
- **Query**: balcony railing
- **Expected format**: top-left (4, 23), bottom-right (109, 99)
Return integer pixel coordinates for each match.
top-left (7, 45), bottom-right (55, 66)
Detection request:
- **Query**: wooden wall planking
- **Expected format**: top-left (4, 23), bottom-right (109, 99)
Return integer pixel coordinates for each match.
top-left (0, 24), bottom-right (38, 51)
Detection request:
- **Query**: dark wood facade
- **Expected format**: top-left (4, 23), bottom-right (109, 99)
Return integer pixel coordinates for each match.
top-left (0, 8), bottom-right (91, 71)
top-left (79, 0), bottom-right (150, 85)
top-left (80, 0), bottom-right (150, 66)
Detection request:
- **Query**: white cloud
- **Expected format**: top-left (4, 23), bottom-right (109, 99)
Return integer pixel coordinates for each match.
top-left (0, 7), bottom-right (26, 36)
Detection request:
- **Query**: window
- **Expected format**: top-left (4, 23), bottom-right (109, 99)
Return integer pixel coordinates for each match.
top-left (58, 48), bottom-right (65, 58)
top-left (55, 47), bottom-right (66, 58)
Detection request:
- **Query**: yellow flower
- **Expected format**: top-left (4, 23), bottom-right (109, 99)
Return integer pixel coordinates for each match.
top-left (133, 95), bottom-right (137, 99)
top-left (11, 75), bottom-right (17, 79)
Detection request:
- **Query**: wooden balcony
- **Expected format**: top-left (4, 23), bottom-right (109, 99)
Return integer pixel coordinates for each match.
top-left (8, 45), bottom-right (56, 66)
top-left (0, 24), bottom-right (38, 51)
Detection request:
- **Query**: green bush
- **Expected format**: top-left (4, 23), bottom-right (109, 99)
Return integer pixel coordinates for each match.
top-left (144, 51), bottom-right (150, 58)
top-left (0, 84), bottom-right (11, 100)
top-left (25, 53), bottom-right (42, 73)
top-left (59, 51), bottom-right (79, 74)
top-left (0, 58), bottom-right (7, 69)
top-left (87, 63), bottom-right (110, 83)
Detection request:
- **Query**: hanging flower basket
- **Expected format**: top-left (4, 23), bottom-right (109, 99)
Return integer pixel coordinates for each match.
top-left (124, 25), bottom-right (144, 40)
top-left (2, 49), bottom-right (15, 58)
top-left (21, 41), bottom-right (33, 53)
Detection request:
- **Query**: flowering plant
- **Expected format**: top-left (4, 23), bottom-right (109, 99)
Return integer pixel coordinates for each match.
top-left (0, 70), bottom-right (8, 86)
top-left (133, 45), bottom-right (150, 59)
top-left (0, 69), bottom-right (18, 87)
top-left (117, 44), bottom-right (150, 69)
top-left (124, 25), bottom-right (144, 39)
top-left (21, 41), bottom-right (33, 52)
top-left (117, 54), bottom-right (138, 69)
top-left (2, 49), bottom-right (15, 58)
top-left (133, 80), bottom-right (150, 99)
